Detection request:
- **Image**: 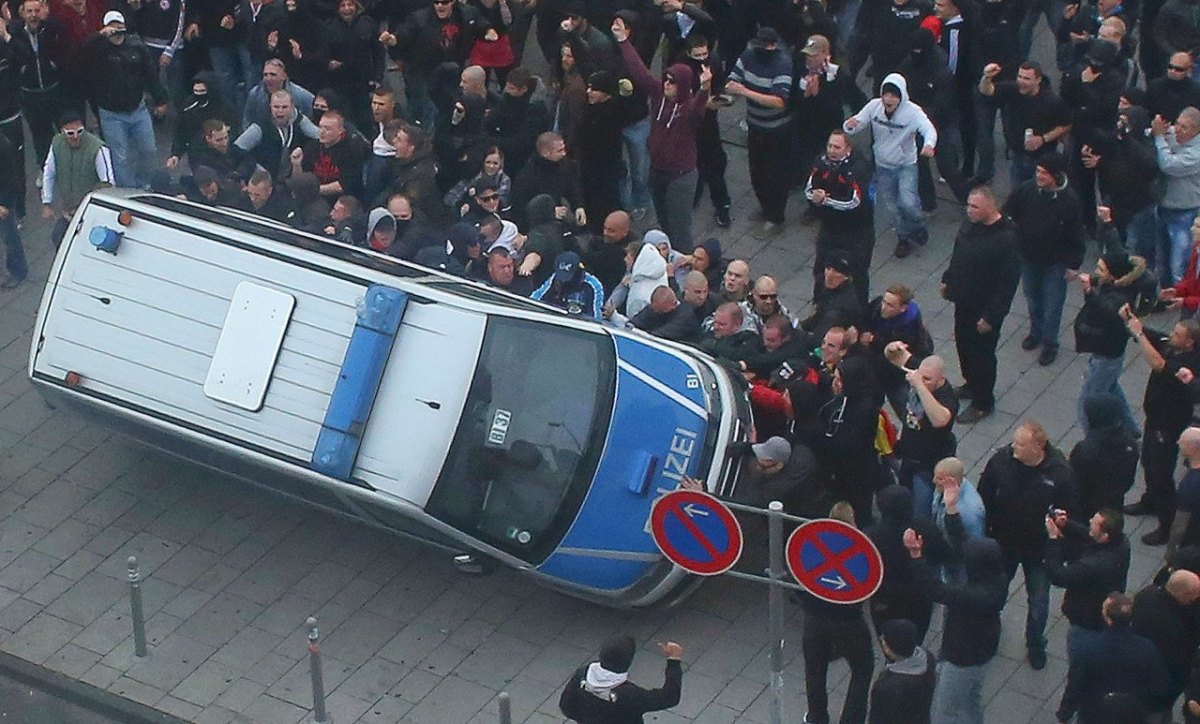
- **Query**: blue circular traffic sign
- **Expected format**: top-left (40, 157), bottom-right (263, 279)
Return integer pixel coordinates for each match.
top-left (649, 490), bottom-right (743, 576)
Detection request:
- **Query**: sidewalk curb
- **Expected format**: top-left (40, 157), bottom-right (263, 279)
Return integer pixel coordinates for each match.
top-left (0, 650), bottom-right (187, 724)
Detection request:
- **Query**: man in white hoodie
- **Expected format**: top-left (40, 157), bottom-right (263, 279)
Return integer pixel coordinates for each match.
top-left (844, 73), bottom-right (937, 259)
top-left (559, 635), bottom-right (683, 723)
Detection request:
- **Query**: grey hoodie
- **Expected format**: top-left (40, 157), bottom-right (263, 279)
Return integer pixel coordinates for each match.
top-left (844, 73), bottom-right (938, 169)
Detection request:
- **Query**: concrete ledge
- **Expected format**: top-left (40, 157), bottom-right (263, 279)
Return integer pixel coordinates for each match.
top-left (0, 650), bottom-right (187, 724)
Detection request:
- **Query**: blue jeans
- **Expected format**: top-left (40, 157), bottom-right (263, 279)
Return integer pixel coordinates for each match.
top-left (931, 660), bottom-right (989, 724)
top-left (621, 118), bottom-right (652, 209)
top-left (0, 213), bottom-right (27, 281)
top-left (1004, 554), bottom-right (1049, 652)
top-left (208, 45), bottom-right (255, 109)
top-left (1123, 205), bottom-right (1158, 263)
top-left (1079, 354), bottom-right (1138, 435)
top-left (1157, 206), bottom-right (1198, 286)
top-left (912, 468), bottom-right (935, 523)
top-left (1010, 151), bottom-right (1038, 188)
top-left (1021, 262), bottom-right (1068, 347)
top-left (403, 69), bottom-right (437, 131)
top-left (875, 163), bottom-right (926, 245)
top-left (99, 104), bottom-right (157, 189)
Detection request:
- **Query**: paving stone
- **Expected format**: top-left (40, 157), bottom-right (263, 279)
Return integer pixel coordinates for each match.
top-left (0, 548), bottom-right (62, 593)
top-left (171, 658), bottom-right (242, 707)
top-left (209, 625), bottom-right (283, 673)
top-left (238, 694), bottom-right (309, 724)
top-left (107, 676), bottom-right (165, 708)
top-left (24, 573), bottom-right (74, 606)
top-left (214, 677), bottom-right (268, 712)
top-left (354, 692), bottom-right (414, 723)
top-left (335, 657), bottom-right (410, 704)
top-left (79, 662), bottom-right (123, 690)
top-left (53, 548), bottom-right (105, 581)
top-left (125, 632), bottom-right (216, 690)
top-left (403, 674), bottom-right (494, 724)
top-left (174, 592), bottom-right (264, 648)
top-left (453, 631), bottom-right (541, 690)
top-left (1, 612), bottom-right (83, 663)
top-left (324, 691), bottom-right (374, 724)
top-left (43, 642), bottom-right (102, 679)
top-left (72, 603), bottom-right (135, 656)
top-left (45, 569), bottom-right (129, 626)
top-left (157, 695), bottom-right (205, 721)
top-left (33, 517), bottom-right (102, 560)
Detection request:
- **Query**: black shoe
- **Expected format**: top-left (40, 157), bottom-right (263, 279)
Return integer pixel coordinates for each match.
top-left (958, 406), bottom-right (993, 424)
top-left (1142, 527), bottom-right (1170, 546)
top-left (954, 383), bottom-right (972, 400)
top-left (1021, 334), bottom-right (1041, 351)
top-left (1028, 649), bottom-right (1047, 670)
top-left (1123, 501), bottom-right (1151, 516)
top-left (894, 240), bottom-right (914, 258)
top-left (1037, 345), bottom-right (1058, 366)
top-left (715, 205), bottom-right (732, 228)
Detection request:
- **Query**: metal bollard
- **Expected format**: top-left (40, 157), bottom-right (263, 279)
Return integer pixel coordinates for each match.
top-left (767, 501), bottom-right (785, 724)
top-left (127, 556), bottom-right (147, 658)
top-left (497, 691), bottom-right (512, 724)
top-left (307, 616), bottom-right (329, 723)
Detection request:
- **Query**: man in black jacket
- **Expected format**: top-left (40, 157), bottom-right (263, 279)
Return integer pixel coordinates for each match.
top-left (1057, 593), bottom-right (1170, 723)
top-left (801, 252), bottom-right (864, 342)
top-left (1004, 150), bottom-right (1085, 366)
top-left (1133, 570), bottom-right (1200, 719)
top-left (869, 619), bottom-right (937, 724)
top-left (381, 0), bottom-right (481, 130)
top-left (899, 27), bottom-right (970, 210)
top-left (978, 421), bottom-right (1080, 670)
top-left (0, 130), bottom-right (26, 290)
top-left (86, 11), bottom-right (169, 190)
top-left (905, 525), bottom-right (1007, 724)
top-left (1071, 251), bottom-right (1150, 436)
top-left (940, 186), bottom-right (1021, 422)
top-left (1045, 508), bottom-right (1131, 660)
top-left (559, 636), bottom-right (683, 723)
top-left (1124, 314), bottom-right (1200, 544)
top-left (1084, 105), bottom-right (1161, 259)
top-left (805, 130), bottom-right (874, 304)
top-left (484, 67), bottom-right (550, 178)
top-left (609, 285), bottom-right (701, 343)
top-left (794, 37), bottom-right (867, 194)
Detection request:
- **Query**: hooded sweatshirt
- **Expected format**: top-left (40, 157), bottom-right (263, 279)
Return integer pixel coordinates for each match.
top-left (843, 73), bottom-right (938, 169)
top-left (1070, 394), bottom-right (1140, 515)
top-left (914, 537), bottom-right (1008, 666)
top-left (619, 41), bottom-right (708, 176)
top-left (558, 659), bottom-right (682, 723)
top-left (627, 242), bottom-right (670, 319)
top-left (868, 646), bottom-right (937, 724)
top-left (365, 207), bottom-right (398, 253)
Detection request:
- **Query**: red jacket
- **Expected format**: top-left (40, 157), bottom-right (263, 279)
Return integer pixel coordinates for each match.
top-left (1173, 243), bottom-right (1200, 313)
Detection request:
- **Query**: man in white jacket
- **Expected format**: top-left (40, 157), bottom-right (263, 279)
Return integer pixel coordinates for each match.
top-left (844, 73), bottom-right (937, 259)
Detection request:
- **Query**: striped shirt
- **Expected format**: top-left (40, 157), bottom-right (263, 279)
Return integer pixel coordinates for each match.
top-left (729, 49), bottom-right (793, 131)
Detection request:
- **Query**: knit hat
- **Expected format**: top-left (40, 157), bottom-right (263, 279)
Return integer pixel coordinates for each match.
top-left (1101, 252), bottom-right (1135, 279)
top-left (1035, 150), bottom-right (1067, 180)
top-left (881, 619), bottom-right (919, 657)
top-left (752, 26), bottom-right (781, 46)
top-left (1085, 39), bottom-right (1119, 68)
top-left (587, 70), bottom-right (619, 97)
top-left (912, 27), bottom-right (937, 53)
top-left (825, 251), bottom-right (854, 276)
top-left (598, 636), bottom-right (636, 673)
top-left (751, 436), bottom-right (791, 463)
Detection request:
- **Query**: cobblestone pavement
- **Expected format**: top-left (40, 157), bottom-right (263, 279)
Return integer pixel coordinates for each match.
top-left (0, 24), bottom-right (1171, 724)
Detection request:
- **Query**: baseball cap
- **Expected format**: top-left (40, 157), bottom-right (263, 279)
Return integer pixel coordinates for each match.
top-left (554, 251), bottom-right (582, 283)
top-left (103, 10), bottom-right (125, 25)
top-left (752, 26), bottom-right (781, 46)
top-left (750, 436), bottom-right (791, 463)
top-left (801, 35), bottom-right (830, 56)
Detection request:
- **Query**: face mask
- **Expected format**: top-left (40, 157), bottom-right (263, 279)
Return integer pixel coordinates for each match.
top-left (312, 107), bottom-right (326, 123)
top-left (753, 46), bottom-right (776, 63)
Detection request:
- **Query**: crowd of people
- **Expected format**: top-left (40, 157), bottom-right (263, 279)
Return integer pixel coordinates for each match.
top-left (10, 0), bottom-right (1200, 721)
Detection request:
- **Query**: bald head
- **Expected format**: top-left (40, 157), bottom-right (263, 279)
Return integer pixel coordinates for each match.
top-left (650, 285), bottom-right (678, 313)
top-left (916, 355), bottom-right (946, 390)
top-left (723, 260), bottom-right (752, 298)
top-left (460, 65), bottom-right (487, 97)
top-left (1167, 570), bottom-right (1200, 605)
top-left (603, 211), bottom-right (631, 243)
top-left (1181, 427), bottom-right (1200, 459)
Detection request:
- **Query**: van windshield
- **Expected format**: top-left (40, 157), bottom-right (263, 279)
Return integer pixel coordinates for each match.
top-left (426, 317), bottom-right (616, 564)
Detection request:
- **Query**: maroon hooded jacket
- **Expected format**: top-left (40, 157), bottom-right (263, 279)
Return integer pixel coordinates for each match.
top-left (619, 41), bottom-right (708, 177)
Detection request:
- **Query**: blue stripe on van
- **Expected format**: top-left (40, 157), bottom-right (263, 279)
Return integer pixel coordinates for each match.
top-left (311, 286), bottom-right (408, 479)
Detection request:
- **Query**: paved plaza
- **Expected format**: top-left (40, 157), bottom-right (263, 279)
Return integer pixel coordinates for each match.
top-left (0, 27), bottom-right (1179, 724)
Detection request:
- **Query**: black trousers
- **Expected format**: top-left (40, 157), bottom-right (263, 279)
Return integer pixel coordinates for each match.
top-left (954, 306), bottom-right (1002, 411)
top-left (695, 113), bottom-right (730, 210)
top-left (748, 126), bottom-right (792, 225)
top-left (0, 114), bottom-right (26, 218)
top-left (1142, 427), bottom-right (1181, 530)
top-left (802, 615), bottom-right (874, 724)
top-left (22, 86), bottom-right (69, 167)
top-left (870, 594), bottom-right (934, 643)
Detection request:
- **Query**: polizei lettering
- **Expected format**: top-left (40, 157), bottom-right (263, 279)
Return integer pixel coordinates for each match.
top-left (661, 427), bottom-right (699, 482)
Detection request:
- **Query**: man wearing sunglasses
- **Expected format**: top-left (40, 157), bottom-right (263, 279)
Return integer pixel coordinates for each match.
top-left (1147, 52), bottom-right (1200, 128)
top-left (40, 110), bottom-right (112, 249)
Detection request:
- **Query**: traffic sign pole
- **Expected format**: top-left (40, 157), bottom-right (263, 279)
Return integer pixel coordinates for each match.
top-left (767, 501), bottom-right (785, 724)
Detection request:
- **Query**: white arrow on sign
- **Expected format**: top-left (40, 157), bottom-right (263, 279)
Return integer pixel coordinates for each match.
top-left (683, 503), bottom-right (710, 518)
top-left (819, 575), bottom-right (849, 590)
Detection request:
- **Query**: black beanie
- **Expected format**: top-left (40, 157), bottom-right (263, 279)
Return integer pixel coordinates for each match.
top-left (598, 635), bottom-right (636, 673)
top-left (1036, 150), bottom-right (1067, 180)
top-left (1101, 252), bottom-right (1135, 279)
top-left (881, 619), bottom-right (919, 657)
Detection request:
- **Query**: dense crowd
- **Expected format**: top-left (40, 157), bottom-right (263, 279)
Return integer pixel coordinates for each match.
top-left (12, 0), bottom-right (1200, 721)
